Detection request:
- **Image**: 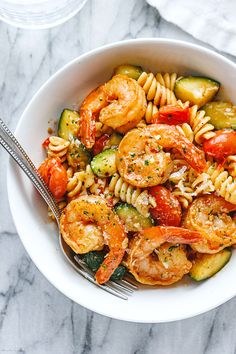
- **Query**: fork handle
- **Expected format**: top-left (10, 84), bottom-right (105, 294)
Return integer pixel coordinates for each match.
top-left (0, 121), bottom-right (61, 223)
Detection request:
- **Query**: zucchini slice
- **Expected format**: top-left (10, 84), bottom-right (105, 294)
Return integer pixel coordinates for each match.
top-left (115, 203), bottom-right (154, 232)
top-left (91, 148), bottom-right (117, 177)
top-left (67, 138), bottom-right (91, 169)
top-left (58, 109), bottom-right (80, 141)
top-left (174, 76), bottom-right (220, 107)
top-left (189, 248), bottom-right (232, 281)
top-left (104, 133), bottom-right (123, 150)
top-left (114, 64), bottom-right (143, 80)
top-left (203, 101), bottom-right (236, 130)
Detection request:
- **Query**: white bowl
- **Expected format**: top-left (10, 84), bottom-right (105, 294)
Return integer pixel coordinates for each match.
top-left (7, 39), bottom-right (236, 323)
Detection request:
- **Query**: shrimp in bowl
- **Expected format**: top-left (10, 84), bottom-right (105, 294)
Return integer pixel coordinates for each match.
top-left (126, 226), bottom-right (201, 285)
top-left (80, 74), bottom-right (147, 148)
top-left (117, 124), bottom-right (206, 188)
top-left (183, 194), bottom-right (236, 253)
top-left (60, 195), bottom-right (128, 284)
top-left (38, 63), bottom-right (236, 289)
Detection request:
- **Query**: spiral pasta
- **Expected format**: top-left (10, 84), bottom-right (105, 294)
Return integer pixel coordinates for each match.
top-left (66, 166), bottom-right (74, 179)
top-left (204, 161), bottom-right (236, 204)
top-left (169, 156), bottom-right (210, 208)
top-left (67, 171), bottom-right (86, 199)
top-left (144, 101), bottom-right (158, 123)
top-left (176, 123), bottom-right (194, 142)
top-left (172, 181), bottom-right (194, 209)
top-left (86, 169), bottom-right (119, 206)
top-left (66, 165), bottom-right (95, 200)
top-left (47, 136), bottom-right (70, 162)
top-left (109, 173), bottom-right (156, 217)
top-left (137, 72), bottom-right (177, 106)
top-left (191, 172), bottom-right (215, 196)
top-left (169, 156), bottom-right (195, 209)
top-left (155, 72), bottom-right (178, 91)
top-left (189, 105), bottom-right (216, 145)
top-left (169, 160), bottom-right (188, 184)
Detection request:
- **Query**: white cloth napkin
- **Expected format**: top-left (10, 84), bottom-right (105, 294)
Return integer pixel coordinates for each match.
top-left (147, 0), bottom-right (236, 56)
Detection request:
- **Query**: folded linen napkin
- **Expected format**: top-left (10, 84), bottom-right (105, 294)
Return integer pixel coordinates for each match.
top-left (147, 0), bottom-right (236, 56)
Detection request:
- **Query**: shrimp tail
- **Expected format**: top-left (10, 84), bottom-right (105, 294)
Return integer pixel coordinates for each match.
top-left (95, 249), bottom-right (125, 284)
top-left (80, 109), bottom-right (96, 149)
top-left (179, 142), bottom-right (206, 173)
top-left (150, 124), bottom-right (207, 173)
top-left (80, 86), bottom-right (108, 149)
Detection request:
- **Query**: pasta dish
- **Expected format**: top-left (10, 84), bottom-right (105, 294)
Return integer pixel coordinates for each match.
top-left (38, 64), bottom-right (236, 286)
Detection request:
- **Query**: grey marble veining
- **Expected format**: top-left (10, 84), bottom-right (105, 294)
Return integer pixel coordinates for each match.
top-left (1, 0), bottom-right (236, 353)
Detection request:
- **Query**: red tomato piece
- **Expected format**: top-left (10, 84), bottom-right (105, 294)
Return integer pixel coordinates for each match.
top-left (203, 130), bottom-right (236, 161)
top-left (42, 137), bottom-right (50, 148)
top-left (151, 105), bottom-right (190, 125)
top-left (38, 157), bottom-right (67, 199)
top-left (93, 134), bottom-right (110, 155)
top-left (149, 185), bottom-right (182, 226)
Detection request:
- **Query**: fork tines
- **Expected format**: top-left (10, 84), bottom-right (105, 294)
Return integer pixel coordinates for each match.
top-left (74, 255), bottom-right (138, 300)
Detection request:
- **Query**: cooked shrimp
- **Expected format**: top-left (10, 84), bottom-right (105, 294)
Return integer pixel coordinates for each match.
top-left (60, 195), bottom-right (128, 284)
top-left (126, 226), bottom-right (201, 285)
top-left (117, 124), bottom-right (206, 188)
top-left (38, 157), bottom-right (67, 199)
top-left (183, 195), bottom-right (236, 253)
top-left (80, 74), bottom-right (147, 148)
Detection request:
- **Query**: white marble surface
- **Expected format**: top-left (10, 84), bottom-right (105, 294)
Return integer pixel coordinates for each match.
top-left (1, 0), bottom-right (236, 353)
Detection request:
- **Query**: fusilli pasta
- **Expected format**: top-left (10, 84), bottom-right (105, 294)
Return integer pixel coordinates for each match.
top-left (66, 165), bottom-right (95, 200)
top-left (47, 136), bottom-right (70, 162)
top-left (191, 172), bottom-right (215, 196)
top-left (205, 161), bottom-right (236, 204)
top-left (67, 171), bottom-right (86, 199)
top-left (137, 72), bottom-right (177, 106)
top-left (169, 157), bottom-right (212, 208)
top-left (109, 173), bottom-right (156, 217)
top-left (155, 72), bottom-right (178, 91)
top-left (172, 182), bottom-right (194, 209)
top-left (189, 105), bottom-right (215, 145)
top-left (176, 123), bottom-right (194, 142)
top-left (169, 157), bottom-right (195, 208)
top-left (144, 101), bottom-right (158, 123)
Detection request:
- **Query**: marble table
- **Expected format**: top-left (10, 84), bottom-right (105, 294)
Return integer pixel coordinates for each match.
top-left (1, 0), bottom-right (236, 353)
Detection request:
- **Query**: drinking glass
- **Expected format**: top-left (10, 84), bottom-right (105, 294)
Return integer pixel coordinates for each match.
top-left (0, 0), bottom-right (88, 29)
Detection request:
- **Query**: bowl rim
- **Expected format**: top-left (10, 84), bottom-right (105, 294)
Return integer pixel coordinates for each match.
top-left (7, 38), bottom-right (236, 323)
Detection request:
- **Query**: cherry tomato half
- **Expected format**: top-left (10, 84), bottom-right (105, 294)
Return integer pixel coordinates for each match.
top-left (203, 130), bottom-right (236, 161)
top-left (93, 134), bottom-right (110, 155)
top-left (38, 157), bottom-right (67, 199)
top-left (152, 105), bottom-right (190, 125)
top-left (149, 185), bottom-right (182, 226)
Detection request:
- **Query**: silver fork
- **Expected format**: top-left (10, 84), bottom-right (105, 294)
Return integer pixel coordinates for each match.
top-left (0, 118), bottom-right (137, 300)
